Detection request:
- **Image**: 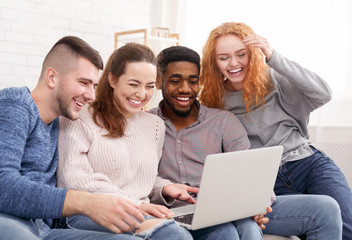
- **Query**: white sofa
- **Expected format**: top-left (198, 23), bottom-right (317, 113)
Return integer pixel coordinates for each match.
top-left (263, 235), bottom-right (300, 240)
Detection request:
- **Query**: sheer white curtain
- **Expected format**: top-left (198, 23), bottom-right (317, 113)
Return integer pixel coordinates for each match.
top-left (172, 0), bottom-right (352, 127)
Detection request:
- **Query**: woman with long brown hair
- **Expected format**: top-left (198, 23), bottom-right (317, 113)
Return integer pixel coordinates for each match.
top-left (57, 43), bottom-right (194, 240)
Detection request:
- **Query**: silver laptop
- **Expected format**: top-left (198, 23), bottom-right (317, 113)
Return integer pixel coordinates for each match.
top-left (171, 146), bottom-right (283, 230)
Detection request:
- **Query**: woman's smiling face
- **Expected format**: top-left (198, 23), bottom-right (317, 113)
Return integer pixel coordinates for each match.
top-left (109, 61), bottom-right (156, 118)
top-left (215, 34), bottom-right (249, 91)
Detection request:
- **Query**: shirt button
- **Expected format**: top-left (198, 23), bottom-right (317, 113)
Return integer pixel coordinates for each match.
top-left (179, 161), bottom-right (182, 165)
top-left (176, 140), bottom-right (180, 143)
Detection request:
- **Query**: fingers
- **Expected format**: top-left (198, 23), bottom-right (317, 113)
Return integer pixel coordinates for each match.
top-left (259, 223), bottom-right (266, 230)
top-left (96, 211), bottom-right (139, 234)
top-left (104, 223), bottom-right (123, 234)
top-left (124, 203), bottom-right (145, 223)
top-left (177, 186), bottom-right (198, 203)
top-left (112, 215), bottom-right (138, 233)
top-left (243, 36), bottom-right (268, 49)
top-left (162, 184), bottom-right (199, 204)
top-left (259, 217), bottom-right (269, 224)
top-left (139, 204), bottom-right (174, 218)
top-left (107, 200), bottom-right (143, 233)
top-left (108, 205), bottom-right (142, 233)
top-left (149, 206), bottom-right (168, 218)
top-left (242, 34), bottom-right (273, 61)
top-left (254, 215), bottom-right (269, 230)
top-left (253, 208), bottom-right (270, 230)
top-left (176, 193), bottom-right (196, 204)
top-left (84, 194), bottom-right (145, 234)
top-left (186, 186), bottom-right (199, 194)
top-left (179, 196), bottom-right (196, 204)
top-left (267, 206), bottom-right (272, 213)
top-left (138, 208), bottom-right (149, 216)
top-left (242, 34), bottom-right (267, 45)
top-left (157, 205), bottom-right (173, 218)
top-left (187, 197), bottom-right (197, 204)
top-left (123, 213), bottom-right (142, 228)
top-left (155, 206), bottom-right (174, 218)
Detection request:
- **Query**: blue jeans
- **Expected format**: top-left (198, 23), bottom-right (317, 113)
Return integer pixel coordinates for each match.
top-left (274, 148), bottom-right (352, 239)
top-left (0, 213), bottom-right (140, 240)
top-left (264, 195), bottom-right (342, 239)
top-left (67, 215), bottom-right (192, 240)
top-left (189, 217), bottom-right (262, 240)
top-left (233, 217), bottom-right (262, 240)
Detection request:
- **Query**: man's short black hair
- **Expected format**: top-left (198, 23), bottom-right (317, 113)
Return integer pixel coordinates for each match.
top-left (157, 46), bottom-right (200, 77)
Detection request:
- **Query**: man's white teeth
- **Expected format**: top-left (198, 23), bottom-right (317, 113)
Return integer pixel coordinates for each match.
top-left (129, 99), bottom-right (142, 104)
top-left (177, 97), bottom-right (190, 101)
top-left (75, 100), bottom-right (83, 107)
top-left (229, 68), bottom-right (242, 73)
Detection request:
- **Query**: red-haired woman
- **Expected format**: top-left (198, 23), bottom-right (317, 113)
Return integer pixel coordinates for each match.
top-left (199, 22), bottom-right (348, 239)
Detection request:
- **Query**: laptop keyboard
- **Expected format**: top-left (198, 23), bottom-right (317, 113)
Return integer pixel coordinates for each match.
top-left (174, 213), bottom-right (194, 225)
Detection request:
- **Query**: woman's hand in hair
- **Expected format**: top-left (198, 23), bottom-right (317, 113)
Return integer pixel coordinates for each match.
top-left (242, 34), bottom-right (274, 62)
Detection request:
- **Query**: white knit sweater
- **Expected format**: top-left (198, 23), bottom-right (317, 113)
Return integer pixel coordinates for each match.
top-left (57, 105), bottom-right (172, 206)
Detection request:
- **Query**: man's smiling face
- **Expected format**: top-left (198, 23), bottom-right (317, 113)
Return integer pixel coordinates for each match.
top-left (159, 61), bottom-right (199, 117)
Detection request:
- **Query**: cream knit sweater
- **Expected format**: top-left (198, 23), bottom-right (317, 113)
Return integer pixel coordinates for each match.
top-left (57, 105), bottom-right (172, 206)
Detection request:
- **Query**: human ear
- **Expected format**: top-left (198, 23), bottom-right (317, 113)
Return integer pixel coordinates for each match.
top-left (45, 68), bottom-right (56, 89)
top-left (156, 76), bottom-right (162, 90)
top-left (108, 72), bottom-right (116, 89)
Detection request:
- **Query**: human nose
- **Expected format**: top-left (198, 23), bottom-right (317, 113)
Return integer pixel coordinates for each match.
top-left (229, 56), bottom-right (238, 66)
top-left (84, 85), bottom-right (95, 102)
top-left (178, 81), bottom-right (191, 93)
top-left (135, 86), bottom-right (146, 98)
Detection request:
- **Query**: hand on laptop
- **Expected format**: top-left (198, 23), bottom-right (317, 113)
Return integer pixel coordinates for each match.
top-left (139, 203), bottom-right (174, 218)
top-left (253, 206), bottom-right (272, 230)
top-left (162, 183), bottom-right (199, 204)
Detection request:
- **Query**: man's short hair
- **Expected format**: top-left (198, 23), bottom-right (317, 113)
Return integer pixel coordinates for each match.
top-left (157, 46), bottom-right (200, 77)
top-left (40, 36), bottom-right (103, 78)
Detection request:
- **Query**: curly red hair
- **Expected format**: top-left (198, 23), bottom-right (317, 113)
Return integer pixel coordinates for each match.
top-left (199, 22), bottom-right (272, 112)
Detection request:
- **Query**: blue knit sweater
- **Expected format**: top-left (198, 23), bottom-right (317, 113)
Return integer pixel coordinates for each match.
top-left (0, 87), bottom-right (67, 220)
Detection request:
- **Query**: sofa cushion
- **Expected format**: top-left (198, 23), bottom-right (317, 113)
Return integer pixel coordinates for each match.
top-left (263, 235), bottom-right (300, 240)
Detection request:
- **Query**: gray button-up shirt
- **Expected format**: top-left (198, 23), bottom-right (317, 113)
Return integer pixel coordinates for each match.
top-left (149, 100), bottom-right (250, 206)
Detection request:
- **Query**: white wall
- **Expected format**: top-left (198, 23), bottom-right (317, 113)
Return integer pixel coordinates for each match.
top-left (0, 0), bottom-right (157, 90)
top-left (2, 1), bottom-right (352, 127)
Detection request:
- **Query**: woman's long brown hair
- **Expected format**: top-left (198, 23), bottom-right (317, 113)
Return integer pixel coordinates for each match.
top-left (90, 43), bottom-right (156, 138)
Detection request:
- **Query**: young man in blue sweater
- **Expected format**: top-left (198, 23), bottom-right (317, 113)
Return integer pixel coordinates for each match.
top-left (0, 36), bottom-right (147, 240)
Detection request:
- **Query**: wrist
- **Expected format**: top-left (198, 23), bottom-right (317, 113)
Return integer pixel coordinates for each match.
top-left (62, 189), bottom-right (91, 217)
top-left (162, 185), bottom-right (174, 203)
top-left (161, 185), bottom-right (170, 198)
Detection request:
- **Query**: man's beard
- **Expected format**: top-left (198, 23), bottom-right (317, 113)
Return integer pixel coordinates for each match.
top-left (164, 97), bottom-right (193, 118)
top-left (57, 92), bottom-right (78, 120)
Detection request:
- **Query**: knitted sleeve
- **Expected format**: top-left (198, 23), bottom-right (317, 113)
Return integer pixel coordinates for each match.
top-left (57, 115), bottom-right (139, 204)
top-left (0, 93), bottom-right (66, 219)
top-left (268, 50), bottom-right (332, 116)
top-left (149, 117), bottom-right (174, 206)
